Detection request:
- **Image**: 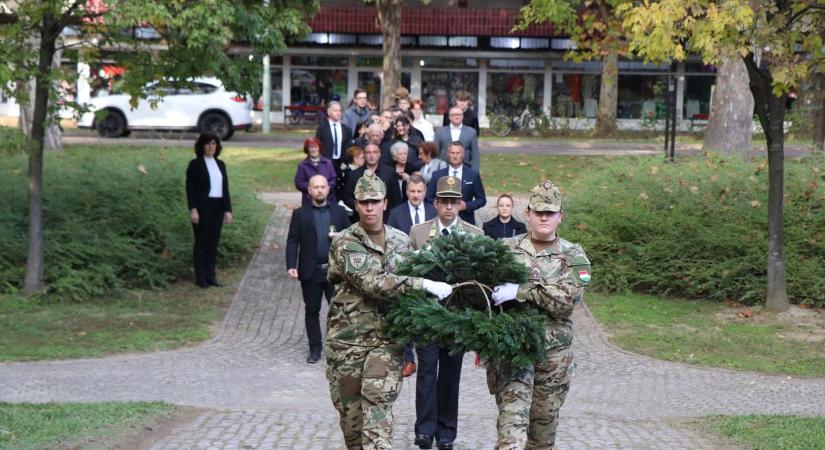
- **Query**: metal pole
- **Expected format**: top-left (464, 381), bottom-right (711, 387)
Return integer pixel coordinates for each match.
top-left (664, 76), bottom-right (672, 160)
top-left (669, 74), bottom-right (677, 160)
top-left (261, 0), bottom-right (271, 133)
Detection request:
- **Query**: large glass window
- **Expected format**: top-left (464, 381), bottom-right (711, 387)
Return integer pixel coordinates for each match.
top-left (357, 71), bottom-right (411, 108)
top-left (552, 73), bottom-right (600, 118)
top-left (617, 75), bottom-right (667, 119)
top-left (684, 76), bottom-right (714, 120)
top-left (269, 69), bottom-right (283, 110)
top-left (487, 73), bottom-right (544, 115)
top-left (421, 72), bottom-right (479, 115)
top-left (290, 69), bottom-right (348, 106)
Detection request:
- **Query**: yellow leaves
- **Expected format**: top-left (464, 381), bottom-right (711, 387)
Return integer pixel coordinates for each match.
top-left (137, 164), bottom-right (148, 174)
top-left (639, 192), bottom-right (649, 200)
top-left (750, 200), bottom-right (762, 207)
top-left (690, 186), bottom-right (699, 194)
top-left (650, 165), bottom-right (659, 175)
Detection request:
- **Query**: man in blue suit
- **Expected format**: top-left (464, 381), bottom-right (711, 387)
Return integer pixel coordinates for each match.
top-left (387, 173), bottom-right (436, 378)
top-left (426, 142), bottom-right (486, 225)
top-left (434, 106), bottom-right (480, 172)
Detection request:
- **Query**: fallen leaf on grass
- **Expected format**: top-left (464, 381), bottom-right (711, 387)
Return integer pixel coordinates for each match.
top-left (270, 243), bottom-right (281, 250)
top-left (736, 308), bottom-right (753, 318)
top-left (137, 164), bottom-right (148, 174)
top-left (76, 331), bottom-right (87, 336)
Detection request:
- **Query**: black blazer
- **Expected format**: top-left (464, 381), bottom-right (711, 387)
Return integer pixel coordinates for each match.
top-left (442, 107), bottom-right (480, 135)
top-left (315, 120), bottom-right (353, 162)
top-left (286, 203), bottom-right (351, 282)
top-left (425, 165), bottom-right (486, 225)
top-left (387, 201), bottom-right (436, 235)
top-left (483, 216), bottom-right (527, 240)
top-left (342, 165), bottom-right (404, 222)
top-left (186, 157), bottom-right (232, 212)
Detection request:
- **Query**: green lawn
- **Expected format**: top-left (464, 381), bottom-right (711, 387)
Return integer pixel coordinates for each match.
top-left (586, 292), bottom-right (825, 376)
top-left (703, 415), bottom-right (825, 450)
top-left (0, 402), bottom-right (176, 450)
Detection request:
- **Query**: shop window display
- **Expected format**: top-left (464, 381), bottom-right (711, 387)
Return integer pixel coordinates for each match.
top-left (486, 73), bottom-right (544, 115)
top-left (617, 75), bottom-right (667, 119)
top-left (290, 69), bottom-right (348, 106)
top-left (684, 76), bottom-right (714, 120)
top-left (357, 71), bottom-right (411, 108)
top-left (421, 72), bottom-right (479, 115)
top-left (551, 73), bottom-right (600, 118)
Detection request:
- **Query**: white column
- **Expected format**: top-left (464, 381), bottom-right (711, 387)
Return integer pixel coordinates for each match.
top-left (477, 59), bottom-right (488, 127)
top-left (281, 55), bottom-right (291, 125)
top-left (411, 58), bottom-right (422, 99)
top-left (347, 55), bottom-right (358, 100)
top-left (77, 62), bottom-right (91, 105)
top-left (676, 62), bottom-right (686, 121)
top-left (544, 60), bottom-right (553, 116)
top-left (262, 54), bottom-right (271, 132)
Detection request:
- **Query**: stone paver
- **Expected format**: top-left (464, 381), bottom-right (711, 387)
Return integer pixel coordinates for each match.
top-left (1, 192), bottom-right (824, 449)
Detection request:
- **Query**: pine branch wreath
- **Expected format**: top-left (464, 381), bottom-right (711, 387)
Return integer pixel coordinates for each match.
top-left (385, 229), bottom-right (547, 370)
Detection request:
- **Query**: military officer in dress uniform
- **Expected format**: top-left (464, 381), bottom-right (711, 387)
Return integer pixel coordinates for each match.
top-left (487, 180), bottom-right (591, 450)
top-left (325, 170), bottom-right (453, 450)
top-left (409, 175), bottom-right (483, 450)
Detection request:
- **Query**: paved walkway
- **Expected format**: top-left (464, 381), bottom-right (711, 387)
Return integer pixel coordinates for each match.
top-left (2, 193), bottom-right (825, 449)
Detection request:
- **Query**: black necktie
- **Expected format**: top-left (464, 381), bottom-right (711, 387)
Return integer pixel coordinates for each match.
top-left (452, 169), bottom-right (458, 177)
top-left (414, 208), bottom-right (420, 225)
top-left (441, 228), bottom-right (449, 236)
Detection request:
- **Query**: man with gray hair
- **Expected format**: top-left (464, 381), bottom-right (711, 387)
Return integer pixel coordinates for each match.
top-left (316, 100), bottom-right (352, 198)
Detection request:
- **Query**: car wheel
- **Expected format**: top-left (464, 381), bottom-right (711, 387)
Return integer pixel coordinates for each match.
top-left (198, 112), bottom-right (233, 141)
top-left (96, 109), bottom-right (127, 138)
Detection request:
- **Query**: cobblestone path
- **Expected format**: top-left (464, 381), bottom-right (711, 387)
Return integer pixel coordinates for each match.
top-left (1, 193), bottom-right (824, 449)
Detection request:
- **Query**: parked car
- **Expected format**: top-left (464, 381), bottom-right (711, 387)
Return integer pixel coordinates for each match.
top-left (78, 78), bottom-right (252, 140)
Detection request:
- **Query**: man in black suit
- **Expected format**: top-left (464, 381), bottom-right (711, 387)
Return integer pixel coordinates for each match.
top-left (387, 174), bottom-right (436, 234)
top-left (441, 90), bottom-right (479, 135)
top-left (342, 143), bottom-right (402, 223)
top-left (425, 142), bottom-right (486, 225)
top-left (315, 101), bottom-right (352, 198)
top-left (286, 174), bottom-right (351, 363)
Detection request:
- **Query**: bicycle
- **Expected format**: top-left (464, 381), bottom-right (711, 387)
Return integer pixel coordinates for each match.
top-left (488, 105), bottom-right (545, 137)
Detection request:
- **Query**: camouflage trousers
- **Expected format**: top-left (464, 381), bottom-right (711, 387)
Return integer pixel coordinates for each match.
top-left (486, 345), bottom-right (574, 450)
top-left (325, 340), bottom-right (404, 450)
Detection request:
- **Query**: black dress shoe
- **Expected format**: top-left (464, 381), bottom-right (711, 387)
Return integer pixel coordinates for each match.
top-left (307, 351), bottom-right (321, 364)
top-left (437, 439), bottom-right (454, 450)
top-left (414, 434), bottom-right (433, 449)
top-left (207, 279), bottom-right (224, 287)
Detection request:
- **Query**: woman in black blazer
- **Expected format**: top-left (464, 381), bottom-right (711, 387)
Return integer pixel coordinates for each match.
top-left (186, 132), bottom-right (233, 288)
top-left (483, 194), bottom-right (526, 240)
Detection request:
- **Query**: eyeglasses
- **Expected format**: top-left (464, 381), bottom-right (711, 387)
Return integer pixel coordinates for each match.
top-left (355, 96), bottom-right (367, 100)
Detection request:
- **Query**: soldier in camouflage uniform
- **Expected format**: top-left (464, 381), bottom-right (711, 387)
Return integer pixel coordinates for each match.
top-left (325, 170), bottom-right (453, 450)
top-left (488, 180), bottom-right (591, 450)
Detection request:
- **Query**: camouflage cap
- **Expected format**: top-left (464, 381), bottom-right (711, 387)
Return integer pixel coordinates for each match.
top-left (354, 169), bottom-right (387, 201)
top-left (435, 175), bottom-right (462, 198)
top-left (528, 180), bottom-right (563, 212)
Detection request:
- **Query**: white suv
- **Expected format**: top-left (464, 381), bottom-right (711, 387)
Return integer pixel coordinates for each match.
top-left (78, 78), bottom-right (252, 140)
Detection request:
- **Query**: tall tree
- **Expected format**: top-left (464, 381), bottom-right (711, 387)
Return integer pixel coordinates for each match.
top-left (0, 0), bottom-right (316, 295)
top-left (375, 0), bottom-right (403, 110)
top-left (702, 55), bottom-right (754, 159)
top-left (518, 0), bottom-right (628, 136)
top-left (620, 0), bottom-right (825, 311)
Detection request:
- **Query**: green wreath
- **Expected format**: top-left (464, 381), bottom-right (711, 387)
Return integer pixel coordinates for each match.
top-left (385, 229), bottom-right (547, 370)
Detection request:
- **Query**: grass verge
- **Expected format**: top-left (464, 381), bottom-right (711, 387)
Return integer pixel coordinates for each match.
top-left (0, 401), bottom-right (176, 450)
top-left (702, 415), bottom-right (825, 450)
top-left (586, 292), bottom-right (825, 376)
top-left (0, 266), bottom-right (244, 361)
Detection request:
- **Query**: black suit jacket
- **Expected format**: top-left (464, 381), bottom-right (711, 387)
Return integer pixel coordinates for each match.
top-left (186, 157), bottom-right (232, 212)
top-left (286, 203), bottom-right (351, 282)
top-left (342, 165), bottom-right (404, 222)
top-left (425, 165), bottom-right (486, 225)
top-left (315, 120), bottom-right (353, 163)
top-left (387, 201), bottom-right (436, 235)
top-left (483, 216), bottom-right (527, 240)
top-left (442, 107), bottom-right (480, 135)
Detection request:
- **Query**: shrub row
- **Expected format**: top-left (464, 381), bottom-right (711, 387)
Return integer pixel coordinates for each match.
top-left (563, 153), bottom-right (825, 307)
top-left (0, 143), bottom-right (268, 301)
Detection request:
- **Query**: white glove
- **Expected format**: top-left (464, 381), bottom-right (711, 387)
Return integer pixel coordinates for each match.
top-left (422, 279), bottom-right (453, 301)
top-left (492, 283), bottom-right (519, 306)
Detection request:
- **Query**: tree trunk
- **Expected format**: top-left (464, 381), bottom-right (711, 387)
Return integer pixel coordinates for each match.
top-left (703, 56), bottom-right (754, 160)
top-left (23, 14), bottom-right (58, 296)
top-left (744, 54), bottom-right (789, 312)
top-left (18, 47), bottom-right (62, 151)
top-left (376, 0), bottom-right (402, 110)
top-left (594, 49), bottom-right (618, 136)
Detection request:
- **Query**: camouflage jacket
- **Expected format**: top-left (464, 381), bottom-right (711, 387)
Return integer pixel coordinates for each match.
top-left (326, 223), bottom-right (424, 347)
top-left (502, 234), bottom-right (591, 348)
